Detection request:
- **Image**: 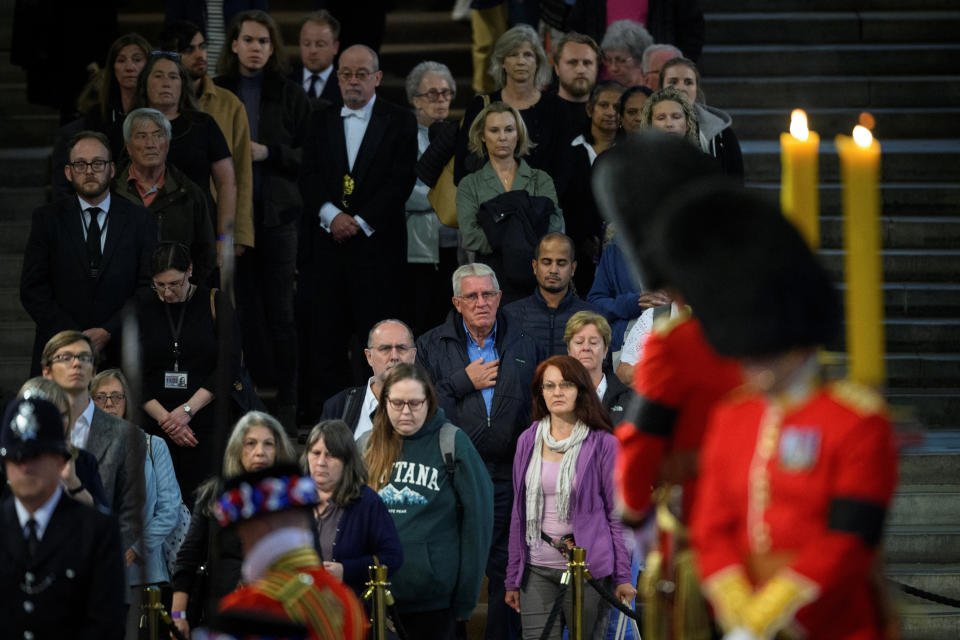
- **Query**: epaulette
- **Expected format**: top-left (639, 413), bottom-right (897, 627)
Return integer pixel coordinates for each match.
top-left (652, 306), bottom-right (692, 336)
top-left (828, 380), bottom-right (886, 417)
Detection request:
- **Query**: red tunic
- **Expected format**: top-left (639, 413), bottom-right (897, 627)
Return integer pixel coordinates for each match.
top-left (615, 313), bottom-right (743, 519)
top-left (219, 546), bottom-right (368, 640)
top-left (691, 381), bottom-right (898, 639)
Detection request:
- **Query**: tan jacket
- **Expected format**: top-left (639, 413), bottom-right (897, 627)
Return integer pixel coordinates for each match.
top-left (197, 75), bottom-right (255, 247)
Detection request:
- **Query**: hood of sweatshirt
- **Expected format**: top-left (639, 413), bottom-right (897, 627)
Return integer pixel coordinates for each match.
top-left (695, 102), bottom-right (733, 141)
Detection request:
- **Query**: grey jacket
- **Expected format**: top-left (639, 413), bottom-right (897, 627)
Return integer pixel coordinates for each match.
top-left (455, 159), bottom-right (563, 254)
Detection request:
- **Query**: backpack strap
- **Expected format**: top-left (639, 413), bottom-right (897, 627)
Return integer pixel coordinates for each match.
top-left (439, 422), bottom-right (458, 484)
top-left (357, 430), bottom-right (371, 456)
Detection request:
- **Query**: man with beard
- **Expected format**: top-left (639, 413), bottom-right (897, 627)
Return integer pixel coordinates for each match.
top-left (504, 233), bottom-right (596, 360)
top-left (20, 131), bottom-right (156, 374)
top-left (320, 319), bottom-right (417, 440)
top-left (157, 20), bottom-right (256, 255)
top-left (551, 32), bottom-right (600, 140)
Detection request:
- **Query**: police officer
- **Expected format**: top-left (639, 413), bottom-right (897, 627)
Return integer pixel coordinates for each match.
top-left (0, 397), bottom-right (126, 639)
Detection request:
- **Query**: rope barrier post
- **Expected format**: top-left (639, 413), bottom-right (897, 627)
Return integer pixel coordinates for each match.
top-left (362, 563), bottom-right (392, 640)
top-left (565, 546), bottom-right (590, 640)
top-left (142, 585), bottom-right (161, 640)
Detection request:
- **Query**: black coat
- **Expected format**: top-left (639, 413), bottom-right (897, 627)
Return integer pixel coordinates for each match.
top-left (601, 371), bottom-right (637, 426)
top-left (216, 71), bottom-right (313, 227)
top-left (19, 194), bottom-right (157, 372)
top-left (503, 288), bottom-right (596, 361)
top-left (415, 310), bottom-right (539, 481)
top-left (286, 62), bottom-right (343, 108)
top-left (0, 492), bottom-right (125, 639)
top-left (320, 385), bottom-right (367, 432)
top-left (299, 96), bottom-right (418, 267)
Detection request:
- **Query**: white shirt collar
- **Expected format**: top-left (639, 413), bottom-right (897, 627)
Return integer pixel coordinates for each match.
top-left (596, 374), bottom-right (608, 401)
top-left (353, 377), bottom-right (381, 442)
top-left (241, 526), bottom-right (315, 583)
top-left (570, 134), bottom-right (599, 165)
top-left (15, 485), bottom-right (63, 540)
top-left (303, 64), bottom-right (334, 84)
top-left (71, 398), bottom-right (96, 449)
top-left (341, 94), bottom-right (376, 120)
top-left (78, 192), bottom-right (111, 214)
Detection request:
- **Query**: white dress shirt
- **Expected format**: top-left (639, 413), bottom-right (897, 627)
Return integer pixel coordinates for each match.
top-left (15, 486), bottom-right (63, 541)
top-left (319, 95), bottom-right (377, 237)
top-left (596, 374), bottom-right (608, 401)
top-left (352, 377), bottom-right (381, 442)
top-left (302, 65), bottom-right (334, 97)
top-left (78, 192), bottom-right (111, 251)
top-left (70, 398), bottom-right (96, 449)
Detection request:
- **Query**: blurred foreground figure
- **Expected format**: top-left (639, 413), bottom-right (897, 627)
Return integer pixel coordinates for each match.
top-left (655, 184), bottom-right (897, 640)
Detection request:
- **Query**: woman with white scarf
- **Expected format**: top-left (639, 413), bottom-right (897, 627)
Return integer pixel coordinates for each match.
top-left (505, 355), bottom-right (635, 639)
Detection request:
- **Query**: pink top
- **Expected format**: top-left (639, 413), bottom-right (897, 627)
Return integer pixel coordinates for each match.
top-left (607, 0), bottom-right (649, 27)
top-left (529, 459), bottom-right (574, 569)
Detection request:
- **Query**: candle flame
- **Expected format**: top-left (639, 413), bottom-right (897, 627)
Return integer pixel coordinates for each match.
top-left (790, 109), bottom-right (809, 141)
top-left (853, 125), bottom-right (873, 148)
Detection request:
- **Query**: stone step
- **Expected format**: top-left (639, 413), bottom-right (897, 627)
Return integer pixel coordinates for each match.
top-left (822, 354), bottom-right (960, 389)
top-left (700, 43), bottom-right (960, 78)
top-left (820, 216), bottom-right (960, 250)
top-left (888, 392), bottom-right (960, 429)
top-left (884, 525), bottom-right (960, 563)
top-left (0, 357), bottom-right (33, 401)
top-left (898, 601), bottom-right (960, 640)
top-left (887, 563), bottom-right (960, 602)
top-left (0, 60), bottom-right (27, 84)
top-left (889, 486), bottom-right (960, 526)
top-left (0, 321), bottom-right (35, 355)
top-left (376, 42), bottom-right (473, 78)
top-left (704, 11), bottom-right (960, 45)
top-left (748, 183), bottom-right (960, 218)
top-left (0, 114), bottom-right (59, 148)
top-left (0, 256), bottom-right (24, 288)
top-left (899, 438), bottom-right (960, 484)
top-left (705, 76), bottom-right (960, 110)
top-left (701, 0), bottom-right (958, 12)
top-left (0, 148), bottom-right (53, 189)
top-left (0, 221), bottom-right (31, 253)
top-left (819, 248), bottom-right (960, 283)
top-left (0, 288), bottom-right (32, 323)
top-left (829, 318), bottom-right (960, 354)
top-left (741, 139), bottom-right (960, 184)
top-left (0, 187), bottom-right (49, 221)
top-left (731, 107), bottom-right (960, 140)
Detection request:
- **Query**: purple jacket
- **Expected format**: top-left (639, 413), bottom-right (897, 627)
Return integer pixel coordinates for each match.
top-left (506, 422), bottom-right (631, 590)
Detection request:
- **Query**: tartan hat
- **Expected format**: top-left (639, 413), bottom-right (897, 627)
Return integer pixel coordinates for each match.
top-left (214, 464), bottom-right (319, 528)
top-left (649, 180), bottom-right (841, 358)
top-left (0, 397), bottom-right (69, 461)
top-left (591, 130), bottom-right (725, 290)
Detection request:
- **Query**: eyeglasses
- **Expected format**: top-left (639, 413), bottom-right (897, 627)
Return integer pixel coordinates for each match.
top-left (337, 69), bottom-right (374, 82)
top-left (50, 352), bottom-right (94, 365)
top-left (604, 54), bottom-right (634, 67)
top-left (458, 291), bottom-right (499, 305)
top-left (151, 275), bottom-right (188, 292)
top-left (416, 89), bottom-right (454, 102)
top-left (93, 392), bottom-right (125, 404)
top-left (152, 50), bottom-right (181, 59)
top-left (68, 159), bottom-right (110, 173)
top-left (373, 344), bottom-right (413, 355)
top-left (542, 381), bottom-right (577, 392)
top-left (386, 398), bottom-right (426, 411)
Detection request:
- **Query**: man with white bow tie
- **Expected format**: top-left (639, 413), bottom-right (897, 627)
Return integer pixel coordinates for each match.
top-left (298, 43), bottom-right (418, 424)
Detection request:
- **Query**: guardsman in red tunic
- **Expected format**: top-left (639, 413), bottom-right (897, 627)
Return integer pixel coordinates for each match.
top-left (651, 182), bottom-right (898, 640)
top-left (213, 464), bottom-right (368, 640)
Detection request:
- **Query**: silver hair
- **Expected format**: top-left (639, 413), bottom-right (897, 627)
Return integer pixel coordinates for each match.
top-left (123, 107), bottom-right (172, 143)
top-left (600, 19), bottom-right (654, 62)
top-left (366, 319), bottom-right (415, 348)
top-left (641, 43), bottom-right (683, 73)
top-left (340, 43), bottom-right (380, 72)
top-left (489, 24), bottom-right (551, 90)
top-left (452, 263), bottom-right (500, 297)
top-left (405, 60), bottom-right (457, 105)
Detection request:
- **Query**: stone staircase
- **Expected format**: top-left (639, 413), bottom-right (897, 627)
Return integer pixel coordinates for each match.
top-left (1, 0), bottom-right (958, 636)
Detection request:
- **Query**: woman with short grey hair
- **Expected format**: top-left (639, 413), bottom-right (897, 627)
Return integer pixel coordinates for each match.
top-left (600, 19), bottom-right (653, 87)
top-left (454, 25), bottom-right (572, 185)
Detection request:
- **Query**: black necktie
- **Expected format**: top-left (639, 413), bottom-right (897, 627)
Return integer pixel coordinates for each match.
top-left (308, 73), bottom-right (321, 98)
top-left (86, 206), bottom-right (103, 269)
top-left (25, 519), bottom-right (39, 560)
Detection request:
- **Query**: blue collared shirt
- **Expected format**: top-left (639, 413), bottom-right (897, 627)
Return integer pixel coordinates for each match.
top-left (465, 320), bottom-right (498, 417)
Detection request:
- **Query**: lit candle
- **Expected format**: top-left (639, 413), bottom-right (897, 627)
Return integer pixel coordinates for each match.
top-left (836, 124), bottom-right (884, 387)
top-left (780, 109), bottom-right (820, 249)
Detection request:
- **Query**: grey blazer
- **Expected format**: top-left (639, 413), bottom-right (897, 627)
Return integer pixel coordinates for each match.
top-left (87, 407), bottom-right (146, 550)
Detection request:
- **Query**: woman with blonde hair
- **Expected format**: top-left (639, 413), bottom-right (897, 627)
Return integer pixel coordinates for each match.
top-left (362, 363), bottom-right (493, 639)
top-left (169, 411), bottom-right (296, 636)
top-left (639, 86), bottom-right (700, 147)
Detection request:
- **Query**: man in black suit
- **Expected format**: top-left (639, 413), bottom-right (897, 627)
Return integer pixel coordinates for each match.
top-left (0, 397), bottom-right (125, 639)
top-left (299, 44), bottom-right (418, 422)
top-left (288, 10), bottom-right (342, 107)
top-left (20, 130), bottom-right (157, 374)
top-left (41, 330), bottom-right (145, 565)
top-left (320, 318), bottom-right (417, 439)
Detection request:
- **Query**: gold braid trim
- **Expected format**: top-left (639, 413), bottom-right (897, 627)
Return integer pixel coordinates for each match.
top-left (258, 546), bottom-right (345, 637)
top-left (701, 564), bottom-right (754, 633)
top-left (742, 569), bottom-right (819, 639)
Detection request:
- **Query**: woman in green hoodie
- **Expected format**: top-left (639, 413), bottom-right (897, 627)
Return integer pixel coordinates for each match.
top-left (363, 363), bottom-right (494, 639)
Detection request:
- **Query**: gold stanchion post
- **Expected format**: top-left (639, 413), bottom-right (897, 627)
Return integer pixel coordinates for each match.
top-left (561, 547), bottom-right (591, 640)
top-left (362, 564), bottom-right (393, 640)
top-left (142, 585), bottom-right (162, 640)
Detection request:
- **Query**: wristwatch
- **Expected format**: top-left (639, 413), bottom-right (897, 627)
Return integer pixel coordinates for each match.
top-left (183, 405), bottom-right (192, 416)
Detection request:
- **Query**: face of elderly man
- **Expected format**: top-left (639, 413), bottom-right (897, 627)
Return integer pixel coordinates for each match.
top-left (126, 119), bottom-right (169, 170)
top-left (338, 45), bottom-right (382, 110)
top-left (365, 321), bottom-right (417, 383)
top-left (453, 275), bottom-right (501, 337)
